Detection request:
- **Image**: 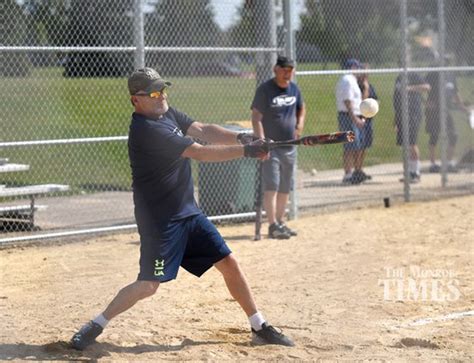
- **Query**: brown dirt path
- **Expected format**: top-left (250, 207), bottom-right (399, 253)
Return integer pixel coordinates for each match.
top-left (1, 196), bottom-right (473, 361)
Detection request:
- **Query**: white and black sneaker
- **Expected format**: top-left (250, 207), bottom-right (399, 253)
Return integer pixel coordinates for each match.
top-left (252, 322), bottom-right (295, 347)
top-left (268, 223), bottom-right (290, 239)
top-left (279, 223), bottom-right (297, 237)
top-left (70, 321), bottom-right (103, 350)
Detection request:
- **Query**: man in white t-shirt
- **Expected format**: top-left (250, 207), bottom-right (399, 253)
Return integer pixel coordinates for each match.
top-left (335, 59), bottom-right (367, 184)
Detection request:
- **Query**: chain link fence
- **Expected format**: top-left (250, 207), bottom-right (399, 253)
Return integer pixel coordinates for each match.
top-left (0, 0), bottom-right (472, 243)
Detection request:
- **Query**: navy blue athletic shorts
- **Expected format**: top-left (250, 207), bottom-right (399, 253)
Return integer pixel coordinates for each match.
top-left (360, 119), bottom-right (373, 149)
top-left (338, 112), bottom-right (362, 151)
top-left (136, 213), bottom-right (232, 282)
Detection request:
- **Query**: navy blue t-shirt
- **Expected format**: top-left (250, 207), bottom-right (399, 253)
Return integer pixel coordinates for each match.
top-left (251, 79), bottom-right (303, 141)
top-left (128, 108), bottom-right (200, 225)
top-left (358, 82), bottom-right (378, 121)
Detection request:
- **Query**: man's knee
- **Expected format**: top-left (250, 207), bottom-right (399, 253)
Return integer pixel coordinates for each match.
top-left (221, 254), bottom-right (238, 266)
top-left (215, 254), bottom-right (240, 275)
top-left (135, 280), bottom-right (160, 299)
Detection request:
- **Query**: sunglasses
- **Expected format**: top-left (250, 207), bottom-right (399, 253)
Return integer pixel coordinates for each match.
top-left (134, 88), bottom-right (168, 98)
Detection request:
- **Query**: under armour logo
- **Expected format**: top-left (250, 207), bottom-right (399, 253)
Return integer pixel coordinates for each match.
top-left (154, 259), bottom-right (165, 276)
top-left (173, 127), bottom-right (184, 137)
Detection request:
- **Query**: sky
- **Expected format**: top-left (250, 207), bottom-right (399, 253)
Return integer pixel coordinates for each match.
top-left (210, 0), bottom-right (243, 31)
top-left (15, 0), bottom-right (305, 32)
top-left (210, 0), bottom-right (306, 31)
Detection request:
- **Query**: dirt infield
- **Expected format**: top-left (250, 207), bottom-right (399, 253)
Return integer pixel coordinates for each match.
top-left (1, 196), bottom-right (473, 361)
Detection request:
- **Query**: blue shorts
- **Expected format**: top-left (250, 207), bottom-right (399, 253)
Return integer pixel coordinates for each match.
top-left (262, 147), bottom-right (295, 193)
top-left (338, 112), bottom-right (362, 151)
top-left (136, 213), bottom-right (231, 282)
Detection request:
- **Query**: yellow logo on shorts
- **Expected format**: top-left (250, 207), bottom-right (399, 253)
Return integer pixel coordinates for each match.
top-left (154, 259), bottom-right (165, 276)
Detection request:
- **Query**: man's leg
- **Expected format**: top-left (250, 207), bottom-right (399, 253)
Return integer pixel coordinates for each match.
top-left (276, 192), bottom-right (297, 236)
top-left (447, 144), bottom-right (456, 163)
top-left (447, 114), bottom-right (458, 169)
top-left (264, 190), bottom-right (289, 239)
top-left (409, 144), bottom-right (420, 171)
top-left (263, 190), bottom-right (277, 226)
top-left (262, 155), bottom-right (288, 239)
top-left (103, 280), bottom-right (160, 320)
top-left (274, 151), bottom-right (296, 236)
top-left (355, 121), bottom-right (368, 174)
top-left (71, 280), bottom-right (160, 350)
top-left (214, 255), bottom-right (257, 317)
top-left (350, 149), bottom-right (367, 184)
top-left (343, 149), bottom-right (354, 175)
top-left (428, 142), bottom-right (442, 173)
top-left (408, 144), bottom-right (421, 181)
top-left (275, 192), bottom-right (289, 224)
top-left (429, 143), bottom-right (437, 165)
top-left (354, 149), bottom-right (365, 172)
top-left (427, 116), bottom-right (441, 172)
top-left (447, 144), bottom-right (458, 172)
top-left (214, 255), bottom-right (294, 346)
top-left (339, 113), bottom-right (354, 181)
top-left (409, 144), bottom-right (420, 162)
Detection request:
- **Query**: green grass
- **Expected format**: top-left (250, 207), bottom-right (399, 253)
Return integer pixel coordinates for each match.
top-left (1, 67), bottom-right (472, 192)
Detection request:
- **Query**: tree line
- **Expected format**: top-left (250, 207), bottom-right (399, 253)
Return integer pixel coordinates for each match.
top-left (1, 0), bottom-right (472, 77)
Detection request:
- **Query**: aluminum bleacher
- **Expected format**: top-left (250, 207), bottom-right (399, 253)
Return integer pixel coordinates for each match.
top-left (1, 161), bottom-right (69, 230)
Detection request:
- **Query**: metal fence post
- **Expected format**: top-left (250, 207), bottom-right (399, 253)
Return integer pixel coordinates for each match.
top-left (400, 0), bottom-right (411, 202)
top-left (283, 0), bottom-right (297, 220)
top-left (255, 0), bottom-right (277, 85)
top-left (283, 0), bottom-right (295, 59)
top-left (134, 0), bottom-right (145, 69)
top-left (438, 0), bottom-right (448, 187)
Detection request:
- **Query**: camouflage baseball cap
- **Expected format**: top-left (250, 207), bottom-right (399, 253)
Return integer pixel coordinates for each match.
top-left (128, 67), bottom-right (172, 95)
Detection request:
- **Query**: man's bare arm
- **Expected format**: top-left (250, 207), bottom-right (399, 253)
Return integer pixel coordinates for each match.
top-left (251, 108), bottom-right (265, 139)
top-left (186, 122), bottom-right (241, 145)
top-left (295, 102), bottom-right (306, 139)
top-left (182, 142), bottom-right (244, 162)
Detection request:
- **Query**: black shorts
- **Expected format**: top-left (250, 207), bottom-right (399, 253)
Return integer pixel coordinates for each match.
top-left (425, 108), bottom-right (457, 147)
top-left (395, 114), bottom-right (421, 146)
top-left (135, 212), bottom-right (231, 282)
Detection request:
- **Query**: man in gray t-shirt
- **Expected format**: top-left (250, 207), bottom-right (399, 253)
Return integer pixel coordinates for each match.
top-left (251, 55), bottom-right (306, 239)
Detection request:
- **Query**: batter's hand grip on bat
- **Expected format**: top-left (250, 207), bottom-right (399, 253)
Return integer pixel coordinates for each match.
top-left (244, 139), bottom-right (269, 158)
top-left (237, 132), bottom-right (259, 145)
top-left (345, 131), bottom-right (356, 142)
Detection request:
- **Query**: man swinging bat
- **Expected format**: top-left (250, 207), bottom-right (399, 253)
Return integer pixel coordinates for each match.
top-left (69, 67), bottom-right (354, 350)
top-left (70, 67), bottom-right (295, 350)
